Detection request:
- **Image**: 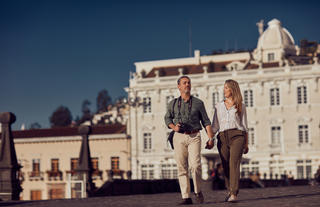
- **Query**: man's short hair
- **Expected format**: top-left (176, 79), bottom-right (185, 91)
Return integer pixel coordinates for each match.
top-left (177, 75), bottom-right (191, 85)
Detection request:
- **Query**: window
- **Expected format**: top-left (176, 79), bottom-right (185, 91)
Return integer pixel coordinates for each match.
top-left (91, 157), bottom-right (99, 171)
top-left (30, 190), bottom-right (41, 200)
top-left (271, 126), bottom-right (281, 145)
top-left (161, 164), bottom-right (178, 179)
top-left (268, 53), bottom-right (275, 62)
top-left (241, 160), bottom-right (259, 178)
top-left (268, 160), bottom-right (285, 179)
top-left (70, 158), bottom-right (78, 171)
top-left (51, 159), bottom-right (59, 172)
top-left (244, 90), bottom-right (253, 107)
top-left (141, 164), bottom-right (154, 179)
top-left (297, 86), bottom-right (307, 104)
top-left (248, 128), bottom-right (255, 146)
top-left (212, 92), bottom-right (219, 107)
top-left (251, 161), bottom-right (260, 173)
top-left (270, 88), bottom-right (280, 106)
top-left (111, 157), bottom-right (120, 171)
top-left (143, 97), bottom-right (151, 113)
top-left (296, 160), bottom-right (312, 179)
top-left (143, 133), bottom-right (152, 151)
top-left (49, 186), bottom-right (64, 199)
top-left (298, 125), bottom-right (309, 144)
top-left (241, 160), bottom-right (249, 178)
top-left (306, 160), bottom-right (312, 179)
top-left (32, 159), bottom-right (40, 176)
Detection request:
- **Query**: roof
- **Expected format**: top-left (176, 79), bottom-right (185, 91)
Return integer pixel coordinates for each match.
top-left (257, 19), bottom-right (296, 54)
top-left (145, 61), bottom-right (249, 78)
top-left (1, 124), bottom-right (126, 139)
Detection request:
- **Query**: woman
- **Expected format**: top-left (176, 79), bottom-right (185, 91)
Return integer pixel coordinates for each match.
top-left (212, 79), bottom-right (249, 202)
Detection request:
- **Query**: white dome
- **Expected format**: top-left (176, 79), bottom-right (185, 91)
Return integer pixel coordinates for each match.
top-left (257, 19), bottom-right (296, 53)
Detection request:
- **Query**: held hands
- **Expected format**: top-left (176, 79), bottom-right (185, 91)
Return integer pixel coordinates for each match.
top-left (205, 139), bottom-right (214, 149)
top-left (173, 123), bottom-right (181, 132)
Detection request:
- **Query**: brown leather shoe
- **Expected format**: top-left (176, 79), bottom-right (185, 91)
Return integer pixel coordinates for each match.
top-left (194, 191), bottom-right (204, 204)
top-left (178, 198), bottom-right (193, 205)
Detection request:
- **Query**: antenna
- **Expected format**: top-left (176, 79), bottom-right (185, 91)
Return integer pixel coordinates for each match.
top-left (235, 39), bottom-right (238, 51)
top-left (189, 21), bottom-right (192, 57)
top-left (225, 40), bottom-right (229, 52)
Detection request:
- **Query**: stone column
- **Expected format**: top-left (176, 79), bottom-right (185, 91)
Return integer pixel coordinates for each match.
top-left (0, 112), bottom-right (22, 200)
top-left (75, 125), bottom-right (95, 197)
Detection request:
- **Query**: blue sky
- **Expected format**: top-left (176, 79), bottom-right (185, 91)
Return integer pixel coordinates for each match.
top-left (0, 0), bottom-right (319, 130)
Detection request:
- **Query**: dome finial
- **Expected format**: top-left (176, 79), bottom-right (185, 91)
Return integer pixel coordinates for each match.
top-left (256, 19), bottom-right (264, 36)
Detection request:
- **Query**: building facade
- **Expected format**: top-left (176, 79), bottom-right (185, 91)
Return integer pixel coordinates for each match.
top-left (127, 19), bottom-right (320, 181)
top-left (12, 124), bottom-right (130, 200)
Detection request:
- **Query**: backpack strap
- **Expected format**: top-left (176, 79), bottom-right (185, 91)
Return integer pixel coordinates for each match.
top-left (171, 98), bottom-right (177, 118)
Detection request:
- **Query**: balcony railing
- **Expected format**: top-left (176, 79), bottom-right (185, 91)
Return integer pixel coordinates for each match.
top-left (106, 169), bottom-right (125, 180)
top-left (28, 171), bottom-right (44, 181)
top-left (92, 169), bottom-right (103, 180)
top-left (46, 170), bottom-right (63, 181)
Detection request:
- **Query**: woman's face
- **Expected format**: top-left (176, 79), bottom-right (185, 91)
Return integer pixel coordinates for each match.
top-left (224, 83), bottom-right (232, 98)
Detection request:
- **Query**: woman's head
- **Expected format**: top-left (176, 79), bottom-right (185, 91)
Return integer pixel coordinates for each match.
top-left (224, 79), bottom-right (243, 115)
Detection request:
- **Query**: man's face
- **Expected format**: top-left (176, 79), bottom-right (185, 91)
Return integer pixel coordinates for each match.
top-left (178, 78), bottom-right (191, 94)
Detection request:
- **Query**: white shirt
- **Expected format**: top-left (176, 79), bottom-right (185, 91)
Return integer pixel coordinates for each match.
top-left (211, 101), bottom-right (248, 135)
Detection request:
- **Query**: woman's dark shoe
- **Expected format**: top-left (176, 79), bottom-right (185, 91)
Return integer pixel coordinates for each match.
top-left (178, 198), bottom-right (193, 205)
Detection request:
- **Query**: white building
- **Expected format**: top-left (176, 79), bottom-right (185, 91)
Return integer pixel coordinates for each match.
top-left (12, 125), bottom-right (131, 200)
top-left (127, 19), bottom-right (320, 181)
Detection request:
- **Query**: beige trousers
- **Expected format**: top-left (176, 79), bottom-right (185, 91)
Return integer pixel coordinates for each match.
top-left (173, 132), bottom-right (202, 199)
top-left (217, 129), bottom-right (245, 196)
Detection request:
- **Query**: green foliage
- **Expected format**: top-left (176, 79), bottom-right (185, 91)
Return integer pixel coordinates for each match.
top-left (96, 89), bottom-right (112, 113)
top-left (49, 105), bottom-right (73, 128)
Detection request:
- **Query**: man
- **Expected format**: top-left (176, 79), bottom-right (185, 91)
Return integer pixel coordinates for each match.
top-left (164, 75), bottom-right (214, 205)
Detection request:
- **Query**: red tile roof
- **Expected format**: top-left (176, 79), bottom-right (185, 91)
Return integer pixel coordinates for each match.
top-left (1, 124), bottom-right (127, 139)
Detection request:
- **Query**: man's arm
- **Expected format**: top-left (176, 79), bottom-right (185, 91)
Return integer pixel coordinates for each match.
top-left (205, 125), bottom-right (215, 149)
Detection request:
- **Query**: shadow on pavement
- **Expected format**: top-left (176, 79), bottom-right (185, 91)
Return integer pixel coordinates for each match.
top-left (0, 201), bottom-right (35, 206)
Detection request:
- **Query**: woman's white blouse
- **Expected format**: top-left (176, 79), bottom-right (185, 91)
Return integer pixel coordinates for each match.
top-left (211, 101), bottom-right (248, 135)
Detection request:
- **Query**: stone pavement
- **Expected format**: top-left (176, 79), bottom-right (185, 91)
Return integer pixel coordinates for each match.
top-left (1, 185), bottom-right (320, 207)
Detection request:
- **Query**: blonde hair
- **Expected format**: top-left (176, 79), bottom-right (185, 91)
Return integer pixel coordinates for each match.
top-left (225, 79), bottom-right (243, 115)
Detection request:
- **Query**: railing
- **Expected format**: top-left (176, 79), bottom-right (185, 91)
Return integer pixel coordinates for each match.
top-left (28, 171), bottom-right (44, 181)
top-left (46, 170), bottom-right (63, 181)
top-left (131, 64), bottom-right (317, 86)
top-left (92, 170), bottom-right (103, 180)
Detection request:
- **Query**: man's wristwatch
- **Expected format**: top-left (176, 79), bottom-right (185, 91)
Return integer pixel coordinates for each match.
top-left (209, 137), bottom-right (215, 141)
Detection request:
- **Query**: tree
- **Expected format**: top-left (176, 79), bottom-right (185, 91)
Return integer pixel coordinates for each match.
top-left (77, 99), bottom-right (93, 125)
top-left (29, 122), bottom-right (41, 129)
top-left (49, 105), bottom-right (73, 128)
top-left (96, 89), bottom-right (112, 113)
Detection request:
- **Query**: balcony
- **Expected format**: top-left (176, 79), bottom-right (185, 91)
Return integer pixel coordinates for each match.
top-left (92, 169), bottom-right (103, 180)
top-left (28, 171), bottom-right (44, 181)
top-left (46, 170), bottom-right (63, 181)
top-left (106, 169), bottom-right (125, 180)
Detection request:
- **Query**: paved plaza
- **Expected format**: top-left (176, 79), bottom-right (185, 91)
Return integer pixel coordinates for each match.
top-left (1, 185), bottom-right (320, 207)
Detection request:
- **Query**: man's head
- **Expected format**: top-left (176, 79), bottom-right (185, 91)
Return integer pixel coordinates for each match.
top-left (177, 76), bottom-right (191, 95)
